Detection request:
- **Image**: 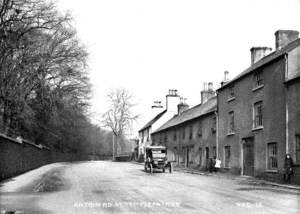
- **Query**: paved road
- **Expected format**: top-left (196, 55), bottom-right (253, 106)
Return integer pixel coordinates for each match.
top-left (0, 161), bottom-right (299, 214)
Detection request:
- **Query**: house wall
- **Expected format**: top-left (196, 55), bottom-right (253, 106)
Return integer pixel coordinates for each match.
top-left (218, 57), bottom-right (287, 176)
top-left (152, 113), bottom-right (216, 170)
top-left (286, 78), bottom-right (300, 183)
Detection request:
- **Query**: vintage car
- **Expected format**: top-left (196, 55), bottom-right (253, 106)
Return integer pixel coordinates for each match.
top-left (144, 146), bottom-right (173, 173)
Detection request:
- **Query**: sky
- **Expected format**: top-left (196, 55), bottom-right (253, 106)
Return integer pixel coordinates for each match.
top-left (56, 0), bottom-right (300, 137)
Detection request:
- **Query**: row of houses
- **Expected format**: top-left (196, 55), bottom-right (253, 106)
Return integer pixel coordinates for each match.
top-left (138, 30), bottom-right (300, 183)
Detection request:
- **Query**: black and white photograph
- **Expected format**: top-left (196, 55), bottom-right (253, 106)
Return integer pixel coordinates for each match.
top-left (0, 0), bottom-right (300, 213)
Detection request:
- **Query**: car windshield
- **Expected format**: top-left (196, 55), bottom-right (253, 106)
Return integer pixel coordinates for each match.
top-left (152, 150), bottom-right (166, 158)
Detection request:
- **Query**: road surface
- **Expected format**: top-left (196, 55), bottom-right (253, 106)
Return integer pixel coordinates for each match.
top-left (0, 161), bottom-right (299, 214)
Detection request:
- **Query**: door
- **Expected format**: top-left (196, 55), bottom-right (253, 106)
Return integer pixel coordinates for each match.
top-left (243, 138), bottom-right (254, 176)
top-left (205, 147), bottom-right (209, 169)
top-left (186, 147), bottom-right (190, 167)
top-left (199, 148), bottom-right (202, 166)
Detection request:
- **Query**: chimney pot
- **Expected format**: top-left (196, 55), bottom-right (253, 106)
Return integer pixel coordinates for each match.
top-left (224, 71), bottom-right (229, 81)
top-left (275, 30), bottom-right (299, 50)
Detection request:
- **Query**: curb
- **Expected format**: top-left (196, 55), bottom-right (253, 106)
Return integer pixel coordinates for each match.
top-left (174, 167), bottom-right (300, 191)
top-left (131, 162), bottom-right (300, 190)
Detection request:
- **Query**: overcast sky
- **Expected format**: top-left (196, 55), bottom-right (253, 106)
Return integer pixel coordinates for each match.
top-left (56, 0), bottom-right (300, 137)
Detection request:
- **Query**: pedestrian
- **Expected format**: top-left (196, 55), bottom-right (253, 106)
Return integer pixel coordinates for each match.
top-left (208, 157), bottom-right (215, 173)
top-left (214, 157), bottom-right (221, 172)
top-left (283, 154), bottom-right (294, 184)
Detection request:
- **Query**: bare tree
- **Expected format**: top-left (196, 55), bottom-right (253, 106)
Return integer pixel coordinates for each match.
top-left (0, 0), bottom-right (92, 155)
top-left (102, 88), bottom-right (138, 159)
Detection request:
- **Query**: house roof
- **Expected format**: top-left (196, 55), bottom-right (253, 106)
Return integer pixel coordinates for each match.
top-left (218, 38), bottom-right (300, 90)
top-left (138, 109), bottom-right (167, 132)
top-left (152, 96), bottom-right (217, 134)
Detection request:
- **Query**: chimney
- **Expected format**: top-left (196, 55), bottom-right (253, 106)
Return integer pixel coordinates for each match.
top-left (208, 82), bottom-right (213, 91)
top-left (201, 82), bottom-right (216, 104)
top-left (166, 89), bottom-right (180, 115)
top-left (151, 101), bottom-right (163, 117)
top-left (275, 30), bottom-right (299, 50)
top-left (221, 71), bottom-right (230, 86)
top-left (250, 47), bottom-right (272, 65)
top-left (177, 97), bottom-right (189, 115)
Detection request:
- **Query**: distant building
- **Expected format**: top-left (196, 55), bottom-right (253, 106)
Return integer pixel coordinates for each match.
top-left (137, 89), bottom-right (180, 160)
top-left (217, 30), bottom-right (300, 182)
top-left (151, 84), bottom-right (217, 169)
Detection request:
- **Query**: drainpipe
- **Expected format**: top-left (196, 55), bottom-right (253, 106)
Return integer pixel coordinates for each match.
top-left (215, 110), bottom-right (219, 159)
top-left (285, 54), bottom-right (289, 154)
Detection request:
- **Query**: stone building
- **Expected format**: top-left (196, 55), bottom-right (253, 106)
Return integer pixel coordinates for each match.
top-left (217, 30), bottom-right (300, 182)
top-left (151, 85), bottom-right (217, 169)
top-left (137, 89), bottom-right (180, 160)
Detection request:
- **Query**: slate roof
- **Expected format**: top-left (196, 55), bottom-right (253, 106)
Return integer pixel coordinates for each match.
top-left (218, 38), bottom-right (300, 90)
top-left (153, 96), bottom-right (217, 134)
top-left (138, 110), bottom-right (167, 132)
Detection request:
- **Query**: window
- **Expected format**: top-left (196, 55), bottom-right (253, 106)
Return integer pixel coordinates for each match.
top-left (224, 146), bottom-right (231, 168)
top-left (254, 71), bottom-right (264, 88)
top-left (164, 133), bottom-right (168, 143)
top-left (254, 101), bottom-right (263, 128)
top-left (228, 111), bottom-right (235, 133)
top-left (198, 122), bottom-right (202, 137)
top-left (182, 128), bottom-right (185, 139)
top-left (228, 85), bottom-right (235, 99)
top-left (213, 146), bottom-right (216, 158)
top-left (173, 130), bottom-right (177, 141)
top-left (189, 125), bottom-right (193, 139)
top-left (267, 143), bottom-right (278, 170)
top-left (296, 135), bottom-right (300, 163)
top-left (212, 117), bottom-right (216, 133)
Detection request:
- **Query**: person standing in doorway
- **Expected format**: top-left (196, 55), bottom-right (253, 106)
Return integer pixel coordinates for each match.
top-left (208, 157), bottom-right (215, 173)
top-left (283, 154), bottom-right (294, 184)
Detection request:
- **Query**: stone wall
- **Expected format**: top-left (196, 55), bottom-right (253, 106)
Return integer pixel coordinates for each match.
top-left (0, 134), bottom-right (77, 181)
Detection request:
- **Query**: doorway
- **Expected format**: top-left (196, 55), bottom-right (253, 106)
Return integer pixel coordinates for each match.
top-left (186, 147), bottom-right (190, 167)
top-left (199, 147), bottom-right (202, 166)
top-left (243, 138), bottom-right (254, 176)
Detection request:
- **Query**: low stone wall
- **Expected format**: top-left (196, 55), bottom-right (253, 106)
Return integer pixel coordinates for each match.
top-left (0, 133), bottom-right (76, 181)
